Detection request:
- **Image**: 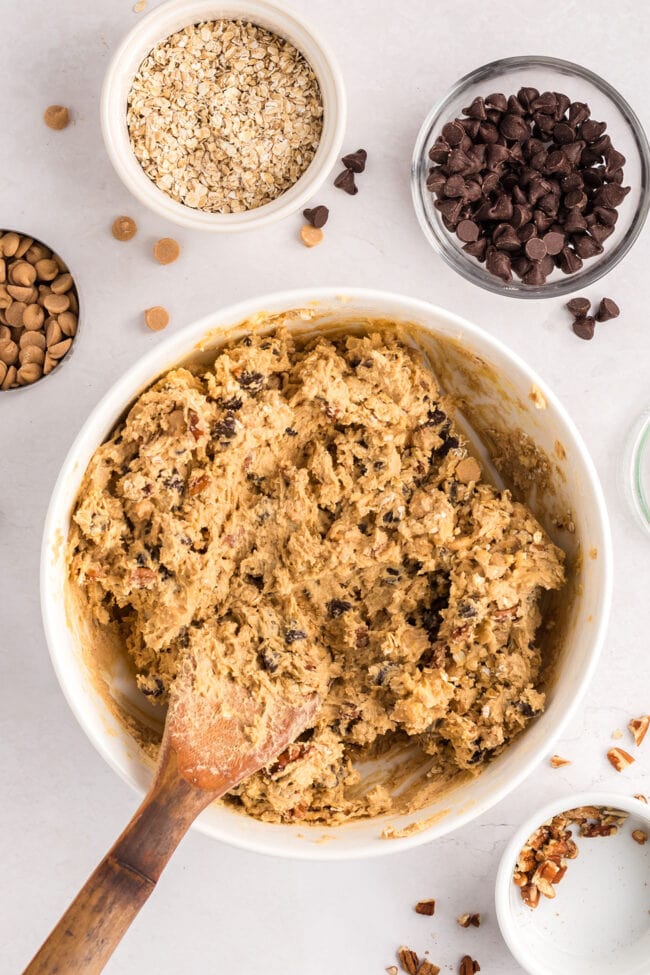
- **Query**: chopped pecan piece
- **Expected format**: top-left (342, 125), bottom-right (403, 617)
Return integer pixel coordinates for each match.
top-left (629, 715), bottom-right (650, 747)
top-left (634, 794), bottom-right (648, 804)
top-left (188, 472), bottom-right (210, 496)
top-left (550, 754), bottom-right (571, 768)
top-left (414, 899), bottom-right (436, 916)
top-left (459, 955), bottom-right (480, 975)
top-left (607, 747), bottom-right (635, 772)
top-left (130, 567), bottom-right (157, 588)
top-left (521, 884), bottom-right (540, 908)
top-left (187, 408), bottom-right (205, 441)
top-left (632, 829), bottom-right (648, 845)
top-left (397, 947), bottom-right (419, 975)
top-left (418, 963), bottom-right (440, 975)
top-left (457, 913), bottom-right (481, 928)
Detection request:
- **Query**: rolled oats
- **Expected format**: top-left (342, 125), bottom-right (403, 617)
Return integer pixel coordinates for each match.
top-left (127, 20), bottom-right (323, 213)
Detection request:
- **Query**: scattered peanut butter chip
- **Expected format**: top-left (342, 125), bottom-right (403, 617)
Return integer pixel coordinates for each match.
top-left (153, 237), bottom-right (180, 264)
top-left (632, 829), bottom-right (648, 845)
top-left (112, 216), bottom-right (137, 241)
top-left (44, 105), bottom-right (70, 130)
top-left (550, 754), bottom-right (571, 768)
top-left (414, 899), bottom-right (436, 916)
top-left (612, 728), bottom-right (623, 740)
top-left (144, 306), bottom-right (170, 331)
top-left (133, 0), bottom-right (147, 9)
top-left (588, 547), bottom-right (598, 560)
top-left (300, 224), bottom-right (323, 248)
top-left (455, 457), bottom-right (481, 483)
top-left (386, 968), bottom-right (398, 975)
top-left (529, 384), bottom-right (547, 409)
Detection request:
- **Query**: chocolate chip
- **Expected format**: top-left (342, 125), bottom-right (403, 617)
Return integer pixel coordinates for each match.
top-left (457, 219), bottom-right (479, 242)
top-left (573, 234), bottom-right (603, 259)
top-left (462, 96), bottom-right (487, 120)
top-left (463, 238), bottom-right (487, 260)
top-left (568, 102), bottom-right (590, 127)
top-left (500, 113), bottom-right (530, 141)
top-left (303, 205), bottom-right (329, 228)
top-left (486, 247), bottom-right (512, 282)
top-left (558, 245), bottom-right (583, 274)
top-left (285, 628), bottom-right (307, 644)
top-left (553, 121), bottom-right (575, 144)
top-left (580, 119), bottom-right (607, 143)
top-left (566, 297), bottom-right (591, 317)
top-left (237, 370), bottom-right (264, 391)
top-left (441, 121), bottom-right (465, 146)
top-left (334, 169), bottom-right (357, 195)
top-left (572, 316), bottom-right (595, 340)
top-left (341, 149), bottom-right (367, 173)
top-left (542, 230), bottom-right (565, 255)
top-left (327, 599), bottom-right (352, 618)
top-left (525, 236), bottom-right (547, 261)
top-left (486, 92), bottom-right (508, 112)
top-left (596, 297), bottom-right (620, 322)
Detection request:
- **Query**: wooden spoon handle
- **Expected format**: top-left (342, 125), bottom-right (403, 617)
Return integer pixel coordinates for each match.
top-left (23, 746), bottom-right (220, 975)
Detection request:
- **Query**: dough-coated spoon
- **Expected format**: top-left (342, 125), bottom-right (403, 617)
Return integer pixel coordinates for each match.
top-left (23, 660), bottom-right (317, 975)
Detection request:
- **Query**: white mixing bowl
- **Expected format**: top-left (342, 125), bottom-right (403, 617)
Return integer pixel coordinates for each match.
top-left (41, 288), bottom-right (612, 859)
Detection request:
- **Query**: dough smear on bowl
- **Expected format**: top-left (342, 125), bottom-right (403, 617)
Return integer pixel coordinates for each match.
top-left (68, 328), bottom-right (564, 824)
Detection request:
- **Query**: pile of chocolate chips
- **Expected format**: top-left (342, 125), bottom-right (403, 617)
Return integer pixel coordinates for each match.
top-left (426, 88), bottom-right (630, 285)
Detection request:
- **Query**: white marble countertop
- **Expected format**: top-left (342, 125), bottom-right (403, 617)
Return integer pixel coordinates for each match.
top-left (2, 1), bottom-right (650, 972)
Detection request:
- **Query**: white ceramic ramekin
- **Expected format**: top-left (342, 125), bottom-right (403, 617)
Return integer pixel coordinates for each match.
top-left (100, 0), bottom-right (346, 231)
top-left (495, 792), bottom-right (650, 975)
top-left (41, 288), bottom-right (612, 860)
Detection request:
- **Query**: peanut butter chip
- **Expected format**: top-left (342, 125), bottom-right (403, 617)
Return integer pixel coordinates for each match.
top-left (455, 457), bottom-right (481, 483)
top-left (144, 306), bottom-right (170, 331)
top-left (153, 237), bottom-right (180, 265)
top-left (44, 105), bottom-right (70, 130)
top-left (112, 216), bottom-right (137, 242)
top-left (300, 225), bottom-right (323, 248)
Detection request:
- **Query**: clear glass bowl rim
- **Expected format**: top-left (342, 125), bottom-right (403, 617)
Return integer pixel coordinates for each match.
top-left (411, 54), bottom-right (650, 299)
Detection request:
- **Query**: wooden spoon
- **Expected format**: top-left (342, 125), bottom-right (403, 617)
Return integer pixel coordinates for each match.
top-left (24, 659), bottom-right (318, 975)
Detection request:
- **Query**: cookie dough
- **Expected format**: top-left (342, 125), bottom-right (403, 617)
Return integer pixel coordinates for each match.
top-left (68, 328), bottom-right (564, 824)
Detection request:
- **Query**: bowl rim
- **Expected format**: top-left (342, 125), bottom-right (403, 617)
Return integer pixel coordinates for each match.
top-left (411, 54), bottom-right (650, 299)
top-left (40, 286), bottom-right (613, 859)
top-left (100, 0), bottom-right (347, 232)
top-left (494, 790), bottom-right (650, 974)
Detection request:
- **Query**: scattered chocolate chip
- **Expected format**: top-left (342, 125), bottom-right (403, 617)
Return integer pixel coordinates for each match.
top-left (596, 297), bottom-right (620, 322)
top-left (341, 148), bottom-right (367, 173)
top-left (566, 297), bottom-right (591, 317)
top-left (334, 168), bottom-right (357, 195)
top-left (572, 316), bottom-right (596, 340)
top-left (303, 205), bottom-right (329, 228)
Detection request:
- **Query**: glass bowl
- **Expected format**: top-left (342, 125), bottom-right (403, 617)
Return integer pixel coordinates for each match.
top-left (411, 55), bottom-right (650, 299)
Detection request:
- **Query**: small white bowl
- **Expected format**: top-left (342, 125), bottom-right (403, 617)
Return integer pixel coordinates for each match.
top-left (495, 792), bottom-right (650, 975)
top-left (100, 0), bottom-right (346, 231)
top-left (42, 288), bottom-right (612, 860)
